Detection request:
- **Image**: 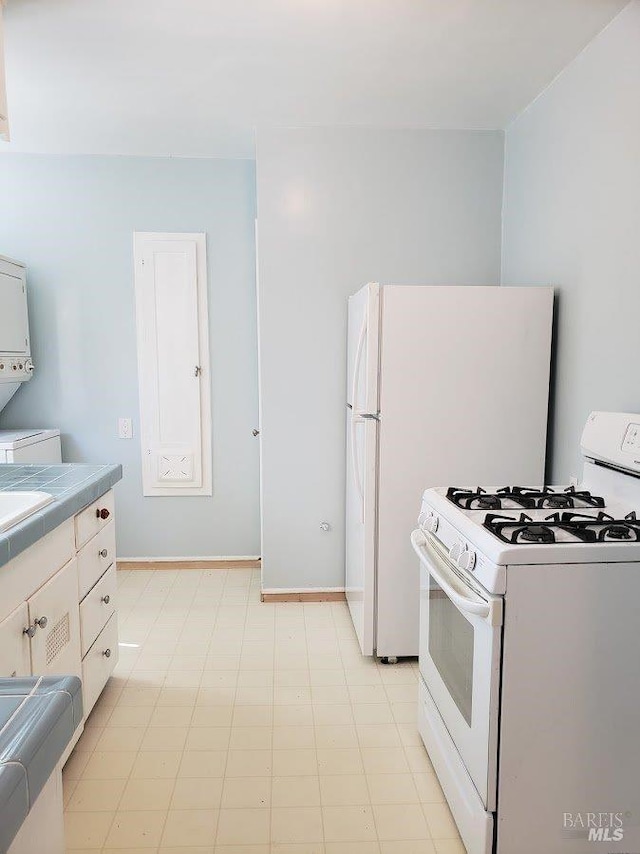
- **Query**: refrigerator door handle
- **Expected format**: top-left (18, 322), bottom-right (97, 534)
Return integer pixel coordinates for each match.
top-left (350, 415), bottom-right (365, 524)
top-left (350, 311), bottom-right (368, 522)
top-left (351, 310), bottom-right (367, 414)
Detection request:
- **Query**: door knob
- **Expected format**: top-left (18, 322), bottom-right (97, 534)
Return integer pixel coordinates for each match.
top-left (101, 594), bottom-right (110, 605)
top-left (103, 648), bottom-right (112, 658)
top-left (96, 508), bottom-right (110, 520)
top-left (35, 616), bottom-right (48, 629)
top-left (252, 429), bottom-right (260, 437)
top-left (23, 625), bottom-right (36, 638)
top-left (99, 548), bottom-right (108, 558)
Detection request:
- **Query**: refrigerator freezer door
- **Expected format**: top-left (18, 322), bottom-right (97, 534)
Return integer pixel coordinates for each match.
top-left (346, 283), bottom-right (380, 413)
top-left (345, 408), bottom-right (378, 656)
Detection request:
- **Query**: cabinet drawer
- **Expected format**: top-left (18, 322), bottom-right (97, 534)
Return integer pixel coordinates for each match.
top-left (77, 522), bottom-right (116, 600)
top-left (82, 613), bottom-right (118, 717)
top-left (75, 490), bottom-right (115, 550)
top-left (79, 565), bottom-right (117, 657)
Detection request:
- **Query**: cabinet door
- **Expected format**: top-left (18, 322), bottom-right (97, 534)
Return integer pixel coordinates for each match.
top-left (0, 603), bottom-right (31, 678)
top-left (28, 558), bottom-right (82, 679)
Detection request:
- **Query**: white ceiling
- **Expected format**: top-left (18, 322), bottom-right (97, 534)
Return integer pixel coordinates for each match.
top-left (2, 0), bottom-right (629, 158)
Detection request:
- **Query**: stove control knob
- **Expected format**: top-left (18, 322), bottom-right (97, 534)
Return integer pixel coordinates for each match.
top-left (418, 511), bottom-right (439, 534)
top-left (458, 548), bottom-right (476, 572)
top-left (449, 541), bottom-right (464, 563)
top-left (425, 513), bottom-right (439, 534)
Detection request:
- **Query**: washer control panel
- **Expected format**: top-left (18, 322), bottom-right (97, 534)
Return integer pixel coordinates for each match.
top-left (622, 423), bottom-right (640, 453)
top-left (0, 356), bottom-right (33, 382)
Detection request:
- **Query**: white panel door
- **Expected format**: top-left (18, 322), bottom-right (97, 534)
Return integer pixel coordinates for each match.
top-left (134, 232), bottom-right (212, 496)
top-left (0, 602), bottom-right (31, 678)
top-left (28, 558), bottom-right (82, 679)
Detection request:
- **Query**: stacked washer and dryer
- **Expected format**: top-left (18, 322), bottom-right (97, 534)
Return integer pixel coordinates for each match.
top-left (0, 256), bottom-right (61, 463)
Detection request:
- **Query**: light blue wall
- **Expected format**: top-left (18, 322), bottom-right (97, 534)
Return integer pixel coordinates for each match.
top-left (257, 127), bottom-right (504, 591)
top-left (502, 2), bottom-right (640, 481)
top-left (0, 153), bottom-right (260, 558)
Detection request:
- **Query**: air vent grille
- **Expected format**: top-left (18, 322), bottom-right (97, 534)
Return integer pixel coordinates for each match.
top-left (45, 613), bottom-right (70, 665)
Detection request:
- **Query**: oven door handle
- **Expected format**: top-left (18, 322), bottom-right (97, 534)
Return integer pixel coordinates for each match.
top-left (411, 529), bottom-right (497, 623)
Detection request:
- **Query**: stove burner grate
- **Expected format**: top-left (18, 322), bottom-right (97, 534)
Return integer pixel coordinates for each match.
top-left (483, 510), bottom-right (640, 545)
top-left (447, 485), bottom-right (606, 511)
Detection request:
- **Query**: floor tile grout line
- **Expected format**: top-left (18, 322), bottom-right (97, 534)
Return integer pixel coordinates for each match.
top-left (65, 567), bottom-right (458, 851)
top-left (103, 569), bottom-right (176, 847)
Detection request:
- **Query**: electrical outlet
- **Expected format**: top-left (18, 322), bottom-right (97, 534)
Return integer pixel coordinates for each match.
top-left (118, 417), bottom-right (133, 439)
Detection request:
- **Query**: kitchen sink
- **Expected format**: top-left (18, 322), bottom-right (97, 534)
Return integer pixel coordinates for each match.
top-left (0, 492), bottom-right (54, 533)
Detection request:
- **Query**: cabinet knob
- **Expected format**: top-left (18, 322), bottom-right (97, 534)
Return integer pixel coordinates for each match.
top-left (23, 624), bottom-right (36, 638)
top-left (252, 428), bottom-right (260, 437)
top-left (99, 548), bottom-right (108, 558)
top-left (103, 648), bottom-right (112, 658)
top-left (101, 594), bottom-right (110, 605)
top-left (35, 616), bottom-right (48, 629)
top-left (96, 508), bottom-right (110, 520)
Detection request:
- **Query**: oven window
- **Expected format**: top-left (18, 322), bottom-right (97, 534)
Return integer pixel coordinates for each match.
top-left (429, 577), bottom-right (474, 726)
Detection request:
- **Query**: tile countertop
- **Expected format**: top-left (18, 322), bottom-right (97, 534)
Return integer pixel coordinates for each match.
top-left (0, 676), bottom-right (83, 853)
top-left (0, 463), bottom-right (123, 570)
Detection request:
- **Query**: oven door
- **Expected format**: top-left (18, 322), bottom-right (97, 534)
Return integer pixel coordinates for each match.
top-left (412, 529), bottom-right (502, 809)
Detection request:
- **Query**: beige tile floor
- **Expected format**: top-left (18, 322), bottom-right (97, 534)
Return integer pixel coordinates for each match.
top-left (63, 568), bottom-right (466, 854)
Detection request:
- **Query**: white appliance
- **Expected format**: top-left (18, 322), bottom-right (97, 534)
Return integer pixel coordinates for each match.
top-left (0, 429), bottom-right (62, 463)
top-left (0, 257), bottom-right (61, 463)
top-left (346, 283), bottom-right (553, 660)
top-left (413, 411), bottom-right (640, 854)
top-left (0, 256), bottom-right (35, 412)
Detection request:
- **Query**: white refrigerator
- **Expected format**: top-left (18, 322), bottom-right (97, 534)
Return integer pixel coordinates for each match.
top-left (346, 283), bottom-right (554, 659)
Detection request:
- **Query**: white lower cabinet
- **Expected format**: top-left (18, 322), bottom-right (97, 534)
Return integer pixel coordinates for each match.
top-left (78, 559), bottom-right (117, 716)
top-left (0, 603), bottom-right (31, 678)
top-left (75, 491), bottom-right (115, 551)
top-left (82, 613), bottom-right (119, 715)
top-left (0, 489), bottom-right (118, 717)
top-left (80, 564), bottom-right (117, 657)
top-left (27, 558), bottom-right (82, 680)
top-left (77, 520), bottom-right (116, 600)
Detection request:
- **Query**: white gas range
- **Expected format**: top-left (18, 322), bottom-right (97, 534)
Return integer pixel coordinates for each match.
top-left (412, 411), bottom-right (640, 854)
